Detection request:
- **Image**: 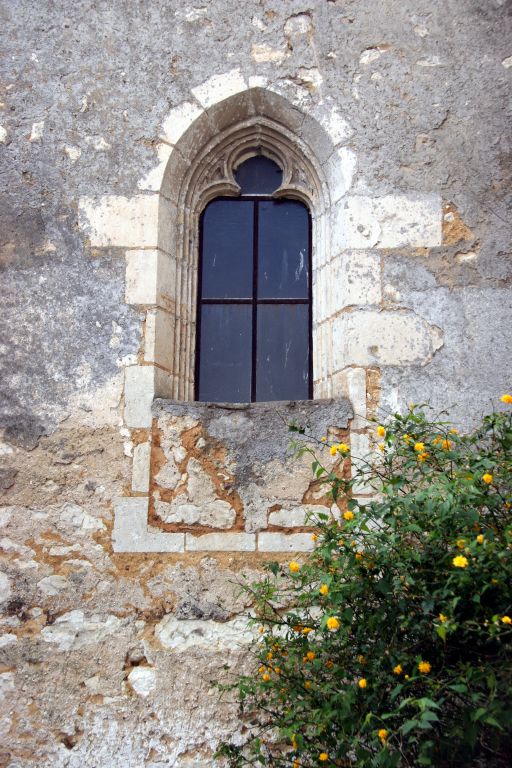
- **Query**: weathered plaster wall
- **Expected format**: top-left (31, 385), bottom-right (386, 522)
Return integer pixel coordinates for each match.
top-left (1, 0), bottom-right (511, 765)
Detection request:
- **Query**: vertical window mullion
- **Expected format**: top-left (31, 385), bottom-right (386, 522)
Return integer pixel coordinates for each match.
top-left (251, 201), bottom-right (259, 403)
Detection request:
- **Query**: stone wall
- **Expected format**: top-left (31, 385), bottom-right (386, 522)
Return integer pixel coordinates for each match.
top-left (1, 0), bottom-right (511, 765)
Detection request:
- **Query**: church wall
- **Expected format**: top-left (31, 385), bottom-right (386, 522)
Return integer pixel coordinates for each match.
top-left (1, 1), bottom-right (511, 764)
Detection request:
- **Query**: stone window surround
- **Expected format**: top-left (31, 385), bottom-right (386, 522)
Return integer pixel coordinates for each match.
top-left (78, 72), bottom-right (443, 553)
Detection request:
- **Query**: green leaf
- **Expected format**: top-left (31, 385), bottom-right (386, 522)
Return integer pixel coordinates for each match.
top-left (401, 719), bottom-right (419, 735)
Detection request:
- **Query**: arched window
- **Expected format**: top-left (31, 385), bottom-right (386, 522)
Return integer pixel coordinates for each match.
top-left (195, 155), bottom-right (312, 403)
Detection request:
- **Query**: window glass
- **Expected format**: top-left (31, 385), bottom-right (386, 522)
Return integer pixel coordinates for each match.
top-left (201, 200), bottom-right (253, 299)
top-left (256, 304), bottom-right (310, 401)
top-left (197, 304), bottom-right (252, 402)
top-left (258, 200), bottom-right (309, 299)
top-left (234, 155), bottom-right (282, 195)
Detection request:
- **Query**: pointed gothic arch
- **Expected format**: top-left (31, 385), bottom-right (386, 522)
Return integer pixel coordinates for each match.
top-left (153, 87), bottom-right (344, 401)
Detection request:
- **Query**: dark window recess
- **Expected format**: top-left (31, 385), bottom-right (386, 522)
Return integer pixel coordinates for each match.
top-left (196, 155), bottom-right (312, 403)
top-left (234, 155), bottom-right (283, 195)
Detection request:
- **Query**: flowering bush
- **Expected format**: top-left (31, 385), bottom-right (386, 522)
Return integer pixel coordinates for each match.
top-left (216, 400), bottom-right (512, 767)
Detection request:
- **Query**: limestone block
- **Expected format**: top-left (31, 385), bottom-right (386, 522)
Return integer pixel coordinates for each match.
top-left (191, 68), bottom-right (247, 109)
top-left (154, 454), bottom-right (180, 490)
top-left (112, 496), bottom-right (185, 552)
top-left (160, 101), bottom-right (204, 145)
top-left (268, 506), bottom-right (331, 527)
top-left (258, 532), bottom-right (315, 552)
top-left (127, 667), bottom-right (156, 697)
top-left (185, 532), bottom-right (255, 552)
top-left (333, 194), bottom-right (442, 250)
top-left (37, 575), bottom-right (69, 596)
top-left (134, 530), bottom-right (185, 553)
top-left (137, 143), bottom-right (173, 191)
top-left (314, 250), bottom-right (381, 323)
top-left (112, 497), bottom-right (148, 550)
top-left (155, 499), bottom-right (236, 529)
top-left (155, 614), bottom-right (254, 650)
top-left (331, 310), bottom-right (443, 369)
top-left (350, 433), bottom-right (379, 495)
top-left (59, 503), bottom-right (105, 533)
top-left (0, 572), bottom-right (12, 604)
top-left (313, 320), bottom-right (332, 382)
top-left (331, 367), bottom-right (367, 429)
top-left (315, 104), bottom-right (353, 146)
top-left (156, 249), bottom-right (177, 310)
top-left (124, 365), bottom-right (155, 428)
top-left (324, 146), bottom-right (357, 203)
top-left (132, 442), bottom-right (151, 493)
top-left (125, 249), bottom-right (158, 305)
top-left (144, 308), bottom-right (175, 371)
top-left (40, 610), bottom-right (122, 651)
top-left (79, 195), bottom-right (160, 248)
top-left (0, 672), bottom-right (15, 700)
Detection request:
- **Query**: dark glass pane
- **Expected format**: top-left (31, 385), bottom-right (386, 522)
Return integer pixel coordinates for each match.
top-left (201, 200), bottom-right (253, 299)
top-left (198, 304), bottom-right (252, 402)
top-left (256, 304), bottom-right (310, 402)
top-left (234, 155), bottom-right (283, 195)
top-left (258, 200), bottom-right (309, 299)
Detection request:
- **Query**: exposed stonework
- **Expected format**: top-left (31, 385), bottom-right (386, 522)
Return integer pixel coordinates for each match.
top-left (1, 0), bottom-right (511, 764)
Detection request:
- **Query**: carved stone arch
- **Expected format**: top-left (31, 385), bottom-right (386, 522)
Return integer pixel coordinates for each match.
top-left (156, 87), bottom-right (338, 401)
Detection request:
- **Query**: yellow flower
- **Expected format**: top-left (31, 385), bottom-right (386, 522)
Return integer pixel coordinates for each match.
top-left (456, 538), bottom-right (466, 550)
top-left (500, 394), bottom-right (512, 404)
top-left (452, 555), bottom-right (469, 568)
top-left (311, 533), bottom-right (318, 542)
top-left (325, 659), bottom-right (334, 668)
top-left (258, 626), bottom-right (265, 634)
top-left (321, 436), bottom-right (327, 442)
top-left (274, 667), bottom-right (281, 675)
top-left (319, 754), bottom-right (328, 762)
top-left (450, 427), bottom-right (458, 434)
top-left (403, 433), bottom-right (412, 443)
top-left (289, 561), bottom-right (300, 573)
top-left (476, 534), bottom-right (484, 544)
top-left (378, 443), bottom-right (385, 452)
top-left (355, 551), bottom-right (363, 560)
top-left (357, 654), bottom-right (366, 664)
top-left (501, 616), bottom-right (512, 625)
top-left (262, 673), bottom-right (270, 682)
top-left (293, 761), bottom-right (300, 768)
top-left (377, 425), bottom-right (386, 438)
top-left (329, 445), bottom-right (338, 456)
top-left (343, 510), bottom-right (354, 521)
top-left (442, 439), bottom-right (452, 450)
top-left (482, 473), bottom-right (493, 484)
top-left (302, 627), bottom-right (313, 635)
top-left (258, 666), bottom-right (265, 674)
top-left (304, 680), bottom-right (311, 689)
top-left (306, 651), bottom-right (316, 661)
top-left (414, 442), bottom-right (425, 452)
top-left (267, 652), bottom-right (273, 661)
top-left (378, 728), bottom-right (389, 743)
top-left (417, 451), bottom-right (429, 462)
top-left (418, 660), bottom-right (431, 674)
top-left (439, 613), bottom-right (448, 623)
top-left (326, 616), bottom-right (340, 631)
top-left (358, 678), bottom-right (367, 689)
top-left (393, 664), bottom-right (403, 675)
top-left (319, 584), bottom-right (329, 596)
top-left (337, 442), bottom-right (350, 453)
